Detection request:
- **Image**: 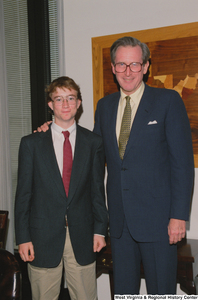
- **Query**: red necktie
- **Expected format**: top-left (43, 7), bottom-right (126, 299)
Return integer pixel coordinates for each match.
top-left (62, 131), bottom-right (73, 196)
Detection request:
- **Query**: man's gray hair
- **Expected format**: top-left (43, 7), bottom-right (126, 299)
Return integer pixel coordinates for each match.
top-left (110, 36), bottom-right (150, 65)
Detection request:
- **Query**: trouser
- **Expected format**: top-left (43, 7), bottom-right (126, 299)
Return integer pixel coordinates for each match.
top-left (28, 228), bottom-right (97, 300)
top-left (111, 219), bottom-right (177, 295)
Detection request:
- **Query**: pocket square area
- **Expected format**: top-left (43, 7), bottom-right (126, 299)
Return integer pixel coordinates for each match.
top-left (148, 120), bottom-right (158, 125)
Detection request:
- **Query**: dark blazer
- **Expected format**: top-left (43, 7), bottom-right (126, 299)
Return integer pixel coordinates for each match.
top-left (94, 84), bottom-right (194, 242)
top-left (15, 124), bottom-right (108, 268)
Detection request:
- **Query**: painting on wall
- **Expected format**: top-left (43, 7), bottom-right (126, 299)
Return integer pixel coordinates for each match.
top-left (92, 22), bottom-right (198, 167)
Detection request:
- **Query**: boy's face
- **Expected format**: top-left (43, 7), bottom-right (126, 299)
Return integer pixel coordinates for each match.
top-left (48, 87), bottom-right (81, 129)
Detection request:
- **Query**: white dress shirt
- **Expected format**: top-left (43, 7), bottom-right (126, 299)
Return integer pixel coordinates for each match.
top-left (116, 81), bottom-right (145, 141)
top-left (51, 120), bottom-right (104, 238)
top-left (51, 121), bottom-right (76, 175)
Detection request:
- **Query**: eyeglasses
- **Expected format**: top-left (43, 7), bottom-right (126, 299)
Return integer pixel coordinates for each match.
top-left (52, 95), bottom-right (78, 106)
top-left (114, 62), bottom-right (143, 73)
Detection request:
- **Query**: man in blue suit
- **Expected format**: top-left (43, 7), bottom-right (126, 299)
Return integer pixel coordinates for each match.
top-left (93, 36), bottom-right (194, 295)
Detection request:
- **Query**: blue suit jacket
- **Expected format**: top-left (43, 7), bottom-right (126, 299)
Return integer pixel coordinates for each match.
top-left (94, 84), bottom-right (194, 242)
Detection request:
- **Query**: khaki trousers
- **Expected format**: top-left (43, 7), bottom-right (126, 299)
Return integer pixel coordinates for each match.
top-left (28, 229), bottom-right (97, 300)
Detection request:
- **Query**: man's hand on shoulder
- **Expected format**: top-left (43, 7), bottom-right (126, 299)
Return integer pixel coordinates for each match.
top-left (33, 121), bottom-right (52, 133)
top-left (168, 218), bottom-right (186, 244)
top-left (18, 242), bottom-right (35, 262)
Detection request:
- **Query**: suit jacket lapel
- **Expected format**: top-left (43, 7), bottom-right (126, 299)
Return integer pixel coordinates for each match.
top-left (124, 85), bottom-right (156, 159)
top-left (107, 93), bottom-right (121, 161)
top-left (67, 125), bottom-right (89, 205)
top-left (39, 128), bottom-right (66, 198)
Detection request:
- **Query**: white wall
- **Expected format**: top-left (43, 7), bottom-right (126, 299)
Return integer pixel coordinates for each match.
top-left (59, 0), bottom-right (198, 297)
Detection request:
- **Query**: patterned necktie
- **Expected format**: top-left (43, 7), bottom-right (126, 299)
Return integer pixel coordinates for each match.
top-left (119, 96), bottom-right (131, 160)
top-left (62, 131), bottom-right (73, 196)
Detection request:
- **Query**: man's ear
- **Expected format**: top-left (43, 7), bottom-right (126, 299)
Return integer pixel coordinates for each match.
top-left (48, 101), bottom-right (53, 111)
top-left (77, 99), bottom-right (82, 109)
top-left (111, 63), bottom-right (116, 75)
top-left (143, 61), bottom-right (149, 75)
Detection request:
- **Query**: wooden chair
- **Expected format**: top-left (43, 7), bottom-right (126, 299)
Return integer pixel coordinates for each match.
top-left (0, 248), bottom-right (21, 299)
top-left (0, 210), bottom-right (9, 249)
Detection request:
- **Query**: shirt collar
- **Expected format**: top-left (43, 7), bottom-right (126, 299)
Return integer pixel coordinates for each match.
top-left (51, 121), bottom-right (76, 136)
top-left (120, 81), bottom-right (145, 103)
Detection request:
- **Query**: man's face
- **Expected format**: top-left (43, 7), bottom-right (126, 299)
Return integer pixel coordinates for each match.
top-left (111, 45), bottom-right (149, 95)
top-left (48, 87), bottom-right (81, 129)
